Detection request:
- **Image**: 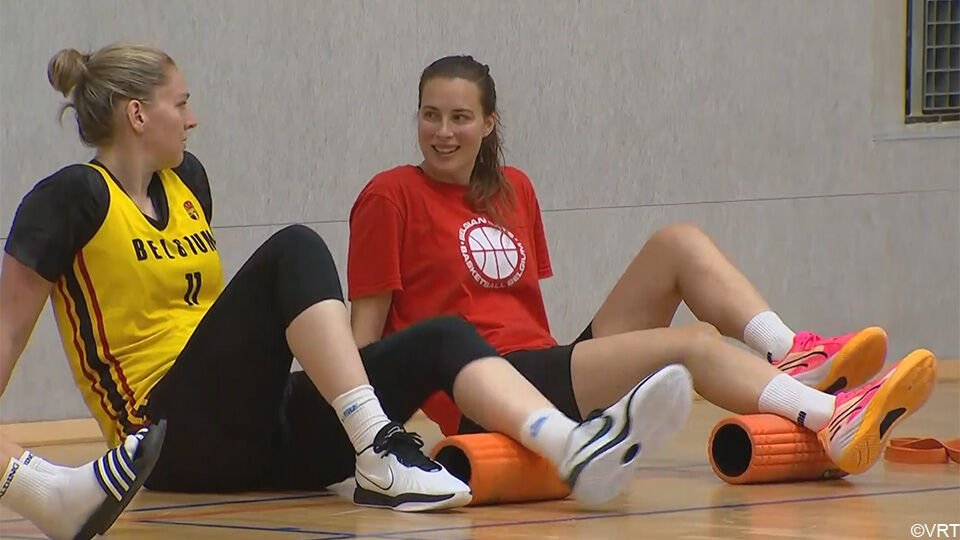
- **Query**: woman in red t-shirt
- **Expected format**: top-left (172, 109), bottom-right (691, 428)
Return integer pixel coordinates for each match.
top-left (348, 55), bottom-right (937, 477)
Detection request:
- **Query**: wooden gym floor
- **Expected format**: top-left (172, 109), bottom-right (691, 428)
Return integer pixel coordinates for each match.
top-left (2, 369), bottom-right (958, 539)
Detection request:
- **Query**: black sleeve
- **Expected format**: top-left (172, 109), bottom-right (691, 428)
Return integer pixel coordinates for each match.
top-left (4, 165), bottom-right (109, 282)
top-left (173, 151), bottom-right (213, 224)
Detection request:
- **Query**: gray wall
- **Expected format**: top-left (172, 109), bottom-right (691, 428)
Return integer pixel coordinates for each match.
top-left (1, 0), bottom-right (957, 422)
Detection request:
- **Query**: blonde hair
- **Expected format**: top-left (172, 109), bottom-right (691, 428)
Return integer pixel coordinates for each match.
top-left (47, 43), bottom-right (175, 146)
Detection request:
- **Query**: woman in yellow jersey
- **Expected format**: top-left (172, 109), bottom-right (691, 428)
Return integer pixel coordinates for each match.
top-left (0, 44), bottom-right (695, 538)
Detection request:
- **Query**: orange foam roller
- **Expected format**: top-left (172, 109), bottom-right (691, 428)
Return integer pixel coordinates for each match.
top-left (708, 414), bottom-right (847, 484)
top-left (430, 433), bottom-right (571, 505)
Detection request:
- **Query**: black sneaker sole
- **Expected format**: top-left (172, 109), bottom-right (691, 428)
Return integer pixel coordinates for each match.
top-left (73, 420), bottom-right (167, 540)
top-left (353, 485), bottom-right (470, 512)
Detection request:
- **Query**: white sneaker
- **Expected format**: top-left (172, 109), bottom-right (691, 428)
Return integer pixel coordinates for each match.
top-left (354, 423), bottom-right (471, 512)
top-left (559, 364), bottom-right (693, 507)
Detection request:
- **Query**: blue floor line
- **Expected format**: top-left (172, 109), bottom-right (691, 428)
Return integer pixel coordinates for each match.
top-left (372, 484), bottom-right (960, 537)
top-left (138, 484), bottom-right (960, 538)
top-left (136, 519), bottom-right (348, 537)
top-left (0, 466), bottom-right (708, 526)
top-left (129, 491), bottom-right (331, 513)
top-left (0, 493), bottom-right (332, 533)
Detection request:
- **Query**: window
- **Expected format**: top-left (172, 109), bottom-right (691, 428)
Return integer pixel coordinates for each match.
top-left (906, 0), bottom-right (960, 123)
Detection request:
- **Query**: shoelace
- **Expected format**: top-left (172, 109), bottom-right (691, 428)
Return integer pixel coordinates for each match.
top-left (374, 425), bottom-right (440, 471)
top-left (794, 331), bottom-right (823, 351)
top-left (767, 331), bottom-right (833, 364)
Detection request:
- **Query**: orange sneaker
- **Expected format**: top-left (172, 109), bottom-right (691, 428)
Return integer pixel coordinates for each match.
top-left (818, 349), bottom-right (937, 474)
top-left (770, 327), bottom-right (887, 393)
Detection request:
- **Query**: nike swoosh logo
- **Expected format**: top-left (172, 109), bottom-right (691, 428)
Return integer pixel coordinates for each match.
top-left (576, 415), bottom-right (614, 455)
top-left (566, 379), bottom-right (647, 486)
top-left (796, 351), bottom-right (829, 360)
top-left (357, 466), bottom-right (394, 491)
top-left (828, 380), bottom-right (884, 434)
top-left (828, 406), bottom-right (862, 441)
top-left (575, 371), bottom-right (656, 455)
top-left (568, 404), bottom-right (634, 487)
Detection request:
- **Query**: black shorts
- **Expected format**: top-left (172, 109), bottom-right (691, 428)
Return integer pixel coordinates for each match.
top-left (142, 226), bottom-right (497, 493)
top-left (457, 324), bottom-right (594, 434)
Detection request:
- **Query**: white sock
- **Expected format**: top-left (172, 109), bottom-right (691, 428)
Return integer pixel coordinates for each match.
top-left (0, 457), bottom-right (104, 540)
top-left (4, 436), bottom-right (145, 540)
top-left (21, 451), bottom-right (67, 475)
top-left (743, 311), bottom-right (796, 361)
top-left (758, 374), bottom-right (836, 431)
top-left (331, 384), bottom-right (391, 453)
top-left (518, 408), bottom-right (578, 467)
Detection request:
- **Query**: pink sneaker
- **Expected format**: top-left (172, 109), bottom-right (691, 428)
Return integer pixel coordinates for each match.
top-left (770, 327), bottom-right (887, 393)
top-left (818, 349), bottom-right (937, 474)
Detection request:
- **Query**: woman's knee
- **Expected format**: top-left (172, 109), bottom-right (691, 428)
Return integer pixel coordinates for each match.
top-left (678, 321), bottom-right (723, 363)
top-left (268, 224), bottom-right (337, 278)
top-left (266, 225), bottom-right (342, 316)
top-left (417, 316), bottom-right (498, 378)
top-left (420, 316), bottom-right (485, 348)
top-left (267, 224), bottom-right (329, 255)
top-left (647, 222), bottom-right (707, 252)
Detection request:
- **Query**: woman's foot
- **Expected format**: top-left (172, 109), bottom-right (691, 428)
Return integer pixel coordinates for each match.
top-left (559, 364), bottom-right (693, 507)
top-left (354, 422), bottom-right (471, 512)
top-left (771, 327), bottom-right (887, 394)
top-left (1, 421), bottom-right (166, 540)
top-left (818, 350), bottom-right (936, 474)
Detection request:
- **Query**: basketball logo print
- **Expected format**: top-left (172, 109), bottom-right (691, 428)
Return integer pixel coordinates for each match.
top-left (459, 217), bottom-right (526, 288)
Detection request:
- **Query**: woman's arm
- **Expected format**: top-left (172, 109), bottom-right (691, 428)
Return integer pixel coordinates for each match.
top-left (0, 254), bottom-right (54, 396)
top-left (350, 291), bottom-right (392, 348)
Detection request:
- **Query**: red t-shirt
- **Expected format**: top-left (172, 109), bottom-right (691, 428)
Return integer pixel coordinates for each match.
top-left (348, 165), bottom-right (557, 435)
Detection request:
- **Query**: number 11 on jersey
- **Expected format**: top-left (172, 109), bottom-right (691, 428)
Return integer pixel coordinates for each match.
top-left (184, 272), bottom-right (202, 305)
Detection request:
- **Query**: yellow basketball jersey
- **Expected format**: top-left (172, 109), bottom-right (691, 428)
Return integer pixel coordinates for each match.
top-left (50, 163), bottom-right (224, 446)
